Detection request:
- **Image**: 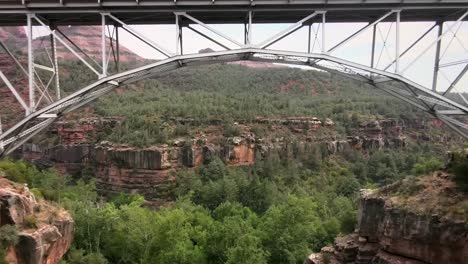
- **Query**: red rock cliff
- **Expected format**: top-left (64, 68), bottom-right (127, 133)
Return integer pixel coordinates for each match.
top-left (0, 176), bottom-right (73, 264)
top-left (308, 170), bottom-right (468, 264)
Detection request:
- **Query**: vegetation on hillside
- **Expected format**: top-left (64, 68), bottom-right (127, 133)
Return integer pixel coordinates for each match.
top-left (90, 64), bottom-right (430, 147)
top-left (0, 140), bottom-right (450, 264)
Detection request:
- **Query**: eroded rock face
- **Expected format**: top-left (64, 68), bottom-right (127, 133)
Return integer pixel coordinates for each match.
top-left (358, 191), bottom-right (467, 264)
top-left (0, 178), bottom-right (73, 264)
top-left (308, 181), bottom-right (468, 264)
top-left (93, 138), bottom-right (257, 199)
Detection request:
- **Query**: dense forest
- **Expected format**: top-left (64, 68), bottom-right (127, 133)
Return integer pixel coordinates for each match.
top-left (0, 139), bottom-right (456, 264)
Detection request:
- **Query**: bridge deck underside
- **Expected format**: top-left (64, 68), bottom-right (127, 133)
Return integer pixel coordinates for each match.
top-left (0, 1), bottom-right (468, 25)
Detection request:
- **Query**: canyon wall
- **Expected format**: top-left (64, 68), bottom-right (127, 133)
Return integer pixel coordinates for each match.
top-left (0, 176), bottom-right (73, 264)
top-left (308, 170), bottom-right (468, 264)
top-left (22, 117), bottom-right (409, 200)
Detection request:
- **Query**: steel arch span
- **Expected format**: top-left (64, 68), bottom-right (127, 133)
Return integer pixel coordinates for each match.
top-left (1, 4), bottom-right (468, 156)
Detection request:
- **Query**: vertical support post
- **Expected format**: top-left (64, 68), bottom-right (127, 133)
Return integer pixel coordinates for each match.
top-left (175, 14), bottom-right (180, 55)
top-left (116, 25), bottom-right (120, 72)
top-left (371, 24), bottom-right (377, 68)
top-left (179, 25), bottom-right (183, 55)
top-left (247, 11), bottom-right (252, 46)
top-left (27, 14), bottom-right (34, 113)
top-left (101, 13), bottom-right (107, 77)
top-left (307, 24), bottom-right (312, 53)
top-left (432, 21), bottom-right (443, 92)
top-left (321, 12), bottom-right (326, 53)
top-left (244, 22), bottom-right (247, 45)
top-left (175, 14), bottom-right (183, 55)
top-left (50, 25), bottom-right (60, 100)
top-left (395, 10), bottom-right (401, 74)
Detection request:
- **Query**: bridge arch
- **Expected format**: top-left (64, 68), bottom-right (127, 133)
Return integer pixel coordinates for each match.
top-left (1, 2), bottom-right (468, 155)
top-left (1, 47), bottom-right (467, 156)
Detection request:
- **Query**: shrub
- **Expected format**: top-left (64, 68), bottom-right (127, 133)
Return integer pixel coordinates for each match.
top-left (223, 122), bottom-right (241, 137)
top-left (0, 225), bottom-right (18, 249)
top-left (173, 123), bottom-right (190, 137)
top-left (24, 215), bottom-right (38, 229)
top-left (411, 157), bottom-right (443, 175)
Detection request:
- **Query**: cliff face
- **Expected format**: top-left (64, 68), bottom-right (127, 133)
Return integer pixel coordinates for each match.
top-left (18, 116), bottom-right (410, 200)
top-left (0, 177), bottom-right (73, 264)
top-left (308, 171), bottom-right (468, 264)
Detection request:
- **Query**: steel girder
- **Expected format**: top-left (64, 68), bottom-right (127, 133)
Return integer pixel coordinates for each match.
top-left (1, 48), bottom-right (467, 156)
top-left (1, 8), bottom-right (468, 157)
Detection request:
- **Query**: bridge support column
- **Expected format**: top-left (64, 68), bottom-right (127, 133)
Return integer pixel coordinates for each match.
top-left (246, 11), bottom-right (253, 46)
top-left (27, 14), bottom-right (35, 113)
top-left (371, 24), bottom-right (376, 69)
top-left (321, 12), bottom-right (326, 53)
top-left (50, 25), bottom-right (60, 100)
top-left (395, 10), bottom-right (401, 74)
top-left (175, 14), bottom-right (183, 55)
top-left (432, 21), bottom-right (443, 92)
top-left (101, 13), bottom-right (107, 77)
top-left (116, 25), bottom-right (120, 72)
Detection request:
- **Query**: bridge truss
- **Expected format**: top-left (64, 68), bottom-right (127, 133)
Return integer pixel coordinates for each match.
top-left (1, 1), bottom-right (468, 156)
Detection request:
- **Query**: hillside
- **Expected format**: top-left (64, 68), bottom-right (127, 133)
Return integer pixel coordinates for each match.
top-left (91, 64), bottom-right (442, 147)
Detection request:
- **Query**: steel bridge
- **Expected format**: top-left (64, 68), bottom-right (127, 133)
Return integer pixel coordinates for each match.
top-left (1, 0), bottom-right (468, 156)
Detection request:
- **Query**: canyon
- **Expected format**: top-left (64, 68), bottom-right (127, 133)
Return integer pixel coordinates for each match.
top-left (1, 25), bottom-right (467, 264)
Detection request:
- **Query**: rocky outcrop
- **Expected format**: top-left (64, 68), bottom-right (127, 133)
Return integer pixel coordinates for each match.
top-left (15, 116), bottom-right (411, 200)
top-left (93, 138), bottom-right (257, 199)
top-left (308, 172), bottom-right (468, 264)
top-left (0, 177), bottom-right (73, 264)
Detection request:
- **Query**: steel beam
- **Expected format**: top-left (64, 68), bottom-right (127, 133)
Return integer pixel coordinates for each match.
top-left (102, 13), bottom-right (107, 77)
top-left (0, 70), bottom-right (29, 112)
top-left (402, 10), bottom-right (468, 74)
top-left (432, 21), bottom-right (443, 91)
top-left (50, 31), bottom-right (60, 100)
top-left (328, 10), bottom-right (395, 53)
top-left (395, 10), bottom-right (400, 74)
top-left (321, 12), bottom-right (326, 53)
top-left (34, 16), bottom-right (102, 77)
top-left (371, 24), bottom-right (376, 68)
top-left (27, 14), bottom-right (34, 112)
top-left (443, 64), bottom-right (468, 96)
top-left (116, 25), bottom-right (120, 71)
top-left (179, 12), bottom-right (244, 48)
top-left (2, 45), bottom-right (468, 155)
top-left (106, 13), bottom-right (173, 58)
top-left (186, 25), bottom-right (230, 50)
top-left (257, 11), bottom-right (320, 49)
top-left (54, 27), bottom-right (102, 70)
top-left (383, 23), bottom-right (437, 71)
